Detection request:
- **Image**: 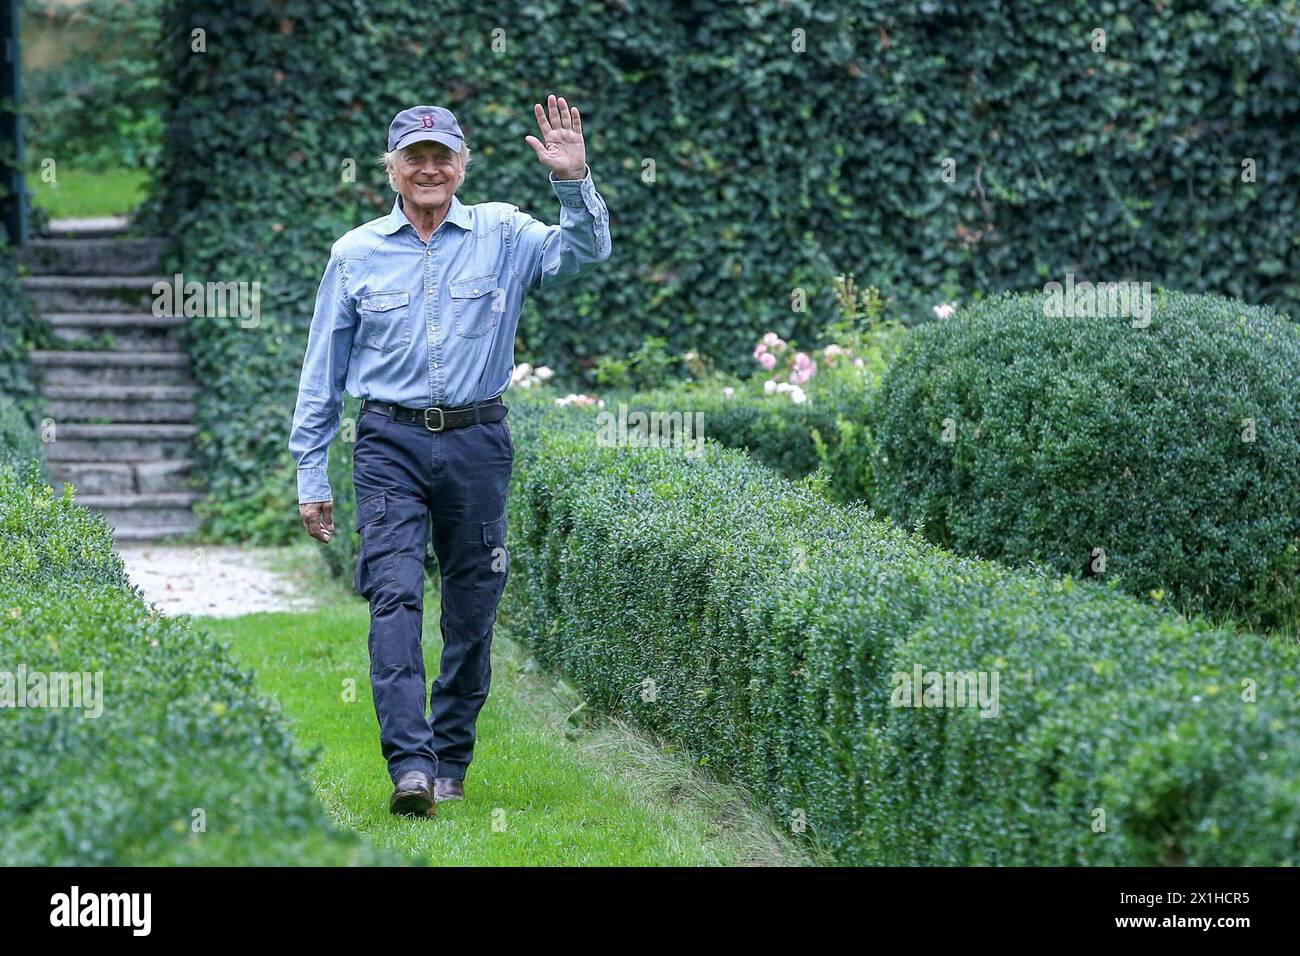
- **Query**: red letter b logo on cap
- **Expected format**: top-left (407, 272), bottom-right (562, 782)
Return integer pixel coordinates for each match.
top-left (421, 114), bottom-right (434, 128)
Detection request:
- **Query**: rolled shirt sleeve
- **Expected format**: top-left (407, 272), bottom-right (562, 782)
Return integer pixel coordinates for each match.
top-left (288, 244), bottom-right (358, 504)
top-left (509, 164), bottom-right (612, 292)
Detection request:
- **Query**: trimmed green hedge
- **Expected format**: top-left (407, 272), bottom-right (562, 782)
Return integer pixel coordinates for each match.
top-left (152, 0), bottom-right (1300, 545)
top-left (872, 290), bottom-right (1300, 629)
top-left (613, 384), bottom-right (865, 501)
top-left (0, 459), bottom-right (392, 864)
top-left (502, 399), bottom-right (1300, 864)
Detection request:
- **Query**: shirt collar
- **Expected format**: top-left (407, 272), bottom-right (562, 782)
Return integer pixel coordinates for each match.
top-left (377, 193), bottom-right (472, 236)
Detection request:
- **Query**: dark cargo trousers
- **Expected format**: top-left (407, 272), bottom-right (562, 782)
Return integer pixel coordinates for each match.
top-left (352, 400), bottom-right (513, 784)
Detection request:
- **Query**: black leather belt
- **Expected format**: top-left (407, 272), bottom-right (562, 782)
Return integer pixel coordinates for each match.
top-left (360, 396), bottom-right (507, 432)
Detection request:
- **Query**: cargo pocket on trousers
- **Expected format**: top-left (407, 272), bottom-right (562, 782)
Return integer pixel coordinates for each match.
top-left (354, 491), bottom-right (392, 598)
top-left (482, 513), bottom-right (509, 579)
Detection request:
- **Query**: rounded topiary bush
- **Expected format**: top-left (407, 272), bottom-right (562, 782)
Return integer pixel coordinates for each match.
top-left (871, 290), bottom-right (1300, 628)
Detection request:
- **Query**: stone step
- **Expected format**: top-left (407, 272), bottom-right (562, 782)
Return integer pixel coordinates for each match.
top-left (46, 216), bottom-right (132, 239)
top-left (44, 423), bottom-right (197, 463)
top-left (30, 350), bottom-right (193, 387)
top-left (73, 492), bottom-right (201, 531)
top-left (46, 312), bottom-right (183, 328)
top-left (22, 276), bottom-right (166, 313)
top-left (41, 384), bottom-right (197, 423)
top-left (20, 237), bottom-right (168, 276)
top-left (110, 522), bottom-right (201, 542)
top-left (45, 313), bottom-right (184, 352)
top-left (49, 459), bottom-right (199, 496)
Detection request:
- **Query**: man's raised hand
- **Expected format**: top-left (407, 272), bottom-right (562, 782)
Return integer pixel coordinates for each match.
top-left (524, 94), bottom-right (587, 180)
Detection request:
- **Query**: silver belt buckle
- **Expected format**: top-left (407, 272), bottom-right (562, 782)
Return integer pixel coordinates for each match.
top-left (424, 406), bottom-right (446, 432)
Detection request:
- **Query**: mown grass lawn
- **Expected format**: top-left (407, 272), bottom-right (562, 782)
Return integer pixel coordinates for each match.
top-left (196, 546), bottom-right (809, 866)
top-left (28, 166), bottom-right (148, 219)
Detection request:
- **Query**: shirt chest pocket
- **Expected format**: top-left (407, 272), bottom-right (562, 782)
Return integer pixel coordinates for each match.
top-left (449, 274), bottom-right (502, 339)
top-left (357, 290), bottom-right (411, 354)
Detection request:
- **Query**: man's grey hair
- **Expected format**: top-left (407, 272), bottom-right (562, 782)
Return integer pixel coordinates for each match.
top-left (380, 142), bottom-right (472, 193)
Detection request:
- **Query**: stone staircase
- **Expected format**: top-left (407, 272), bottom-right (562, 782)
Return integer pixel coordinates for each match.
top-left (21, 218), bottom-right (201, 541)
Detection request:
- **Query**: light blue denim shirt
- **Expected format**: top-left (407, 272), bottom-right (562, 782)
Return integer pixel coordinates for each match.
top-left (289, 164), bottom-right (611, 503)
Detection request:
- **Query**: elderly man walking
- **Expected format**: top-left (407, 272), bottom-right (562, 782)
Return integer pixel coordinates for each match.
top-left (289, 96), bottom-right (611, 817)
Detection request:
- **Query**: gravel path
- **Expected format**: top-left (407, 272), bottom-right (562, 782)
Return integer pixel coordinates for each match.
top-left (114, 544), bottom-right (318, 618)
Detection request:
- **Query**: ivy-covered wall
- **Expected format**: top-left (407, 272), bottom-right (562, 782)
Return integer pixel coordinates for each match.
top-left (0, 245), bottom-right (50, 430)
top-left (150, 0), bottom-right (1300, 542)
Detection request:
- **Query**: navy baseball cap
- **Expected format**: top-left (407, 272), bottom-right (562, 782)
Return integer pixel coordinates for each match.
top-left (388, 105), bottom-right (464, 153)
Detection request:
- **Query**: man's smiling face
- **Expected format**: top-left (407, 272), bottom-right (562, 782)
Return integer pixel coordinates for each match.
top-left (394, 140), bottom-right (462, 213)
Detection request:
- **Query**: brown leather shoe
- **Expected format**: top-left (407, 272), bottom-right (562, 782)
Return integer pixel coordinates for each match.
top-left (389, 770), bottom-right (436, 817)
top-left (434, 777), bottom-right (464, 802)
